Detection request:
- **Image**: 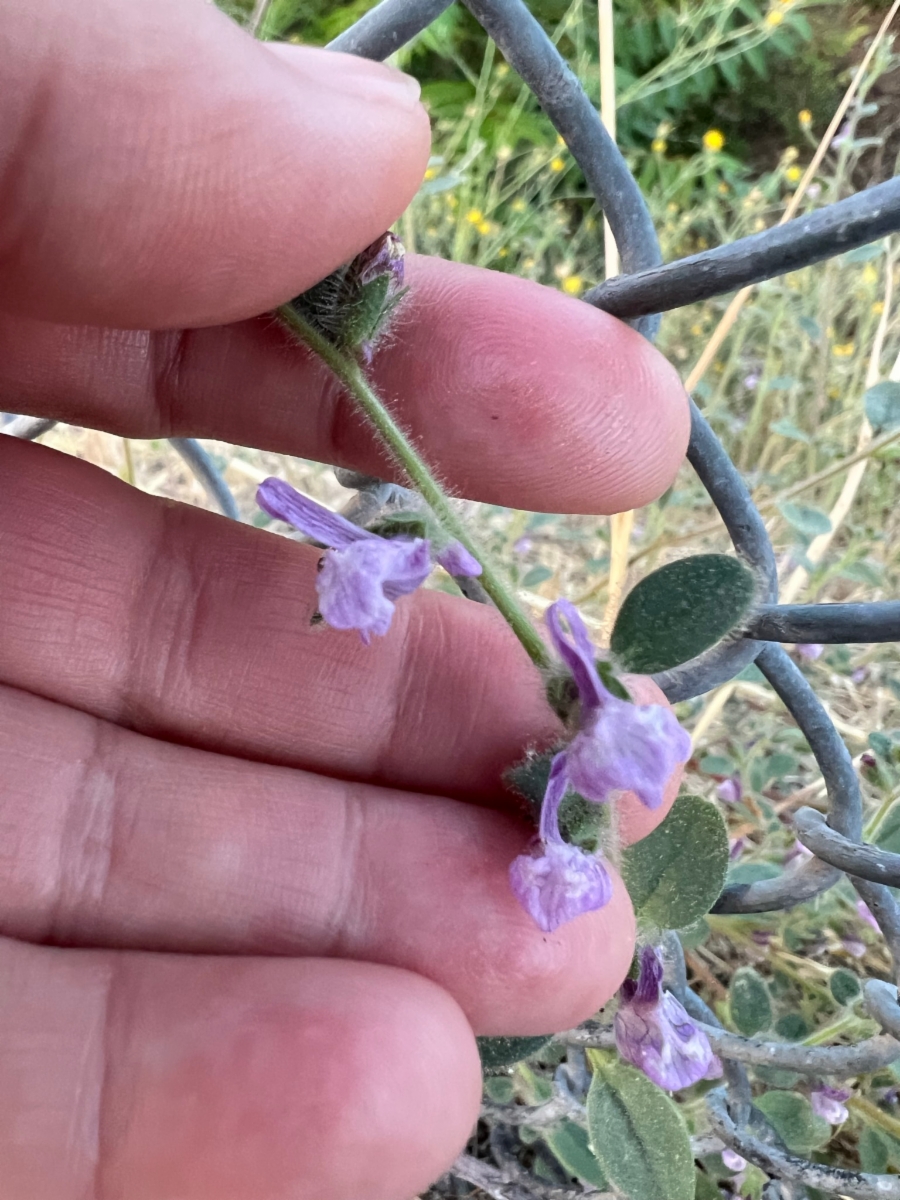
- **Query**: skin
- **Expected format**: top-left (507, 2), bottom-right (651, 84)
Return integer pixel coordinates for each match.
top-left (0, 1), bottom-right (691, 1197)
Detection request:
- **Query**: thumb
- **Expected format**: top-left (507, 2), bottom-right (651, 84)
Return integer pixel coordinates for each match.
top-left (0, 0), bottom-right (430, 328)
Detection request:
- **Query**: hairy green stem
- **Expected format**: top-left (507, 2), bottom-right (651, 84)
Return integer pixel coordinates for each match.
top-left (277, 304), bottom-right (550, 668)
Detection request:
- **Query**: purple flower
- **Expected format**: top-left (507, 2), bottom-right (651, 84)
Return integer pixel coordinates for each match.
top-left (435, 540), bottom-right (482, 577)
top-left (509, 753), bottom-right (613, 932)
top-left (842, 934), bottom-right (866, 958)
top-left (721, 1150), bottom-right (747, 1173)
top-left (257, 478), bottom-right (480, 643)
top-left (810, 1086), bottom-right (850, 1125)
top-left (614, 947), bottom-right (722, 1090)
top-left (784, 838), bottom-right (813, 867)
top-left (729, 836), bottom-right (746, 861)
top-left (857, 899), bottom-right (880, 932)
top-left (508, 601), bottom-right (690, 933)
top-left (546, 600), bottom-right (691, 810)
top-left (717, 776), bottom-right (742, 804)
top-left (796, 643), bottom-right (824, 661)
top-left (743, 372), bottom-right (760, 390)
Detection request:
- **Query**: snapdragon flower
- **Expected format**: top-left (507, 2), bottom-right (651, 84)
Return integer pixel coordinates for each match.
top-left (810, 1086), bottom-right (850, 1125)
top-left (509, 600), bottom-right (690, 932)
top-left (257, 478), bottom-right (480, 643)
top-left (614, 947), bottom-right (722, 1090)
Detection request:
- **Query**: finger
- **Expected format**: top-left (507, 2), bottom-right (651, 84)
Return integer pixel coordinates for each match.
top-left (0, 938), bottom-right (480, 1200)
top-left (0, 436), bottom-right (684, 836)
top-left (0, 0), bottom-right (429, 327)
top-left (0, 256), bottom-right (689, 513)
top-left (0, 683), bottom-right (635, 1034)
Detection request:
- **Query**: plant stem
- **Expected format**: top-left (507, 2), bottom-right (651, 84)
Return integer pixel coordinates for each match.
top-left (277, 304), bottom-right (550, 669)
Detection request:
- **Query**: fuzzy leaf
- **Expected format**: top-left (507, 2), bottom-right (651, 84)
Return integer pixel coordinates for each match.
top-left (587, 1054), bottom-right (694, 1200)
top-left (611, 554), bottom-right (756, 674)
top-left (865, 381), bottom-right (900, 433)
top-left (755, 1091), bottom-right (831, 1153)
top-left (729, 967), bottom-right (772, 1035)
top-left (544, 1121), bottom-right (609, 1188)
top-left (621, 794), bottom-right (729, 930)
top-left (477, 1035), bottom-right (553, 1074)
top-left (777, 501), bottom-right (832, 537)
top-left (829, 968), bottom-right (861, 1005)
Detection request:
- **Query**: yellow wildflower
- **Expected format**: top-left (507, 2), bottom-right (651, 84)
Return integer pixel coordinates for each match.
top-left (523, 257), bottom-right (536, 270)
top-left (497, 144), bottom-right (512, 162)
top-left (862, 263), bottom-right (879, 285)
top-left (765, 9), bottom-right (784, 25)
top-left (798, 109), bottom-right (812, 128)
top-left (703, 129), bottom-right (725, 152)
top-left (477, 220), bottom-right (492, 235)
top-left (783, 145), bottom-right (799, 163)
top-left (651, 138), bottom-right (667, 154)
top-left (832, 342), bottom-right (855, 358)
top-left (753, 217), bottom-right (766, 232)
top-left (690, 323), bottom-right (703, 336)
top-left (498, 247), bottom-right (509, 258)
top-left (511, 198), bottom-right (526, 213)
top-left (873, 300), bottom-right (885, 314)
top-left (561, 275), bottom-right (583, 295)
top-left (785, 165), bottom-right (802, 183)
top-left (466, 208), bottom-right (484, 225)
top-left (718, 182), bottom-right (730, 194)
top-left (424, 167), bottom-right (437, 181)
top-left (550, 157), bottom-right (566, 173)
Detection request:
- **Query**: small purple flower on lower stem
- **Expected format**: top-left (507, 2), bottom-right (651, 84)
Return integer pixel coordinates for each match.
top-left (729, 836), bottom-right (746, 861)
top-left (784, 838), bottom-right (813, 867)
top-left (614, 947), bottom-right (722, 1091)
top-left (546, 600), bottom-right (691, 810)
top-left (717, 776), bottom-right (742, 804)
top-left (811, 1086), bottom-right (851, 1125)
top-left (509, 600), bottom-right (690, 933)
top-left (257, 478), bottom-right (480, 643)
top-left (509, 753), bottom-right (612, 933)
top-left (857, 899), bottom-right (880, 932)
top-left (796, 643), bottom-right (824, 661)
top-left (721, 1150), bottom-right (747, 1173)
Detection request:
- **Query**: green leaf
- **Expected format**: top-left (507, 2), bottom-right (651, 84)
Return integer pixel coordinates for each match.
top-left (695, 1169), bottom-right (723, 1200)
top-left (864, 380), bottom-right (900, 434)
top-left (859, 1126), bottom-right (891, 1174)
top-left (727, 861), bottom-right (780, 886)
top-left (621, 794), bottom-right (729, 930)
top-left (610, 554), bottom-right (756, 674)
top-left (587, 1054), bottom-right (694, 1200)
top-left (774, 1013), bottom-right (810, 1041)
top-left (798, 315), bottom-right (821, 340)
top-left (545, 1120), bottom-right (609, 1188)
top-left (368, 511), bottom-right (431, 540)
top-left (769, 418), bottom-right (810, 443)
top-left (729, 967), bottom-right (772, 1035)
top-left (477, 1035), bottom-right (553, 1074)
top-left (755, 1091), bottom-right (831, 1153)
top-left (843, 242), bottom-right (883, 263)
top-left (699, 754), bottom-right (736, 776)
top-left (777, 500), bottom-right (832, 537)
top-left (522, 564), bottom-right (554, 587)
top-left (876, 802), bottom-right (900, 853)
top-left (829, 968), bottom-right (861, 1005)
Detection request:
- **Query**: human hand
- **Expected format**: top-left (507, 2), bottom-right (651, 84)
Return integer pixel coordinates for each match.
top-left (0, 1), bottom-right (690, 1196)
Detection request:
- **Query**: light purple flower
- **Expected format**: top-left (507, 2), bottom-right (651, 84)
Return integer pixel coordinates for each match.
top-left (729, 836), bottom-right (746, 861)
top-left (509, 752), bottom-right (613, 932)
top-left (435, 540), bottom-right (482, 577)
top-left (508, 601), bottom-right (690, 932)
top-left (257, 478), bottom-right (480, 642)
top-left (513, 536), bottom-right (533, 555)
top-left (721, 1149), bottom-right (747, 1173)
top-left (842, 934), bottom-right (866, 958)
top-left (546, 600), bottom-right (691, 810)
top-left (797, 643), bottom-right (824, 661)
top-left (717, 776), bottom-right (742, 804)
top-left (811, 1086), bottom-right (850, 1125)
top-left (851, 666), bottom-right (867, 684)
top-left (614, 947), bottom-right (722, 1091)
top-left (743, 372), bottom-right (760, 390)
top-left (784, 838), bottom-right (813, 867)
top-left (857, 899), bottom-right (880, 932)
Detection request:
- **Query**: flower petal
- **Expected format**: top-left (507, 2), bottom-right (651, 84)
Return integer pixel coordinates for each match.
top-left (538, 752), bottom-right (570, 844)
top-left (546, 600), bottom-right (605, 710)
top-left (436, 541), bottom-right (482, 578)
top-left (257, 478), bottom-right (372, 549)
top-left (614, 988), bottom-right (718, 1091)
top-left (317, 538), bottom-right (431, 640)
top-left (509, 840), bottom-right (612, 933)
top-left (566, 694), bottom-right (690, 809)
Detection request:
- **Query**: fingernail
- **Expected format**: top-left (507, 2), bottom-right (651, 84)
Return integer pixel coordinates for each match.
top-left (265, 43), bottom-right (422, 109)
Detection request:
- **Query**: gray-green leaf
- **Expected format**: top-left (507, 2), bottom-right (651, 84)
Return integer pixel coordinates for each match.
top-left (477, 1035), bottom-right (553, 1074)
top-left (587, 1054), bottom-right (694, 1200)
top-left (829, 968), bottom-right (861, 1005)
top-left (729, 967), bottom-right (772, 1035)
top-left (610, 554), bottom-right (756, 674)
top-left (864, 380), bottom-right (900, 433)
top-left (544, 1120), bottom-right (609, 1188)
top-left (777, 500), bottom-right (832, 537)
top-left (755, 1091), bottom-right (831, 1153)
top-left (621, 794), bottom-right (729, 930)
